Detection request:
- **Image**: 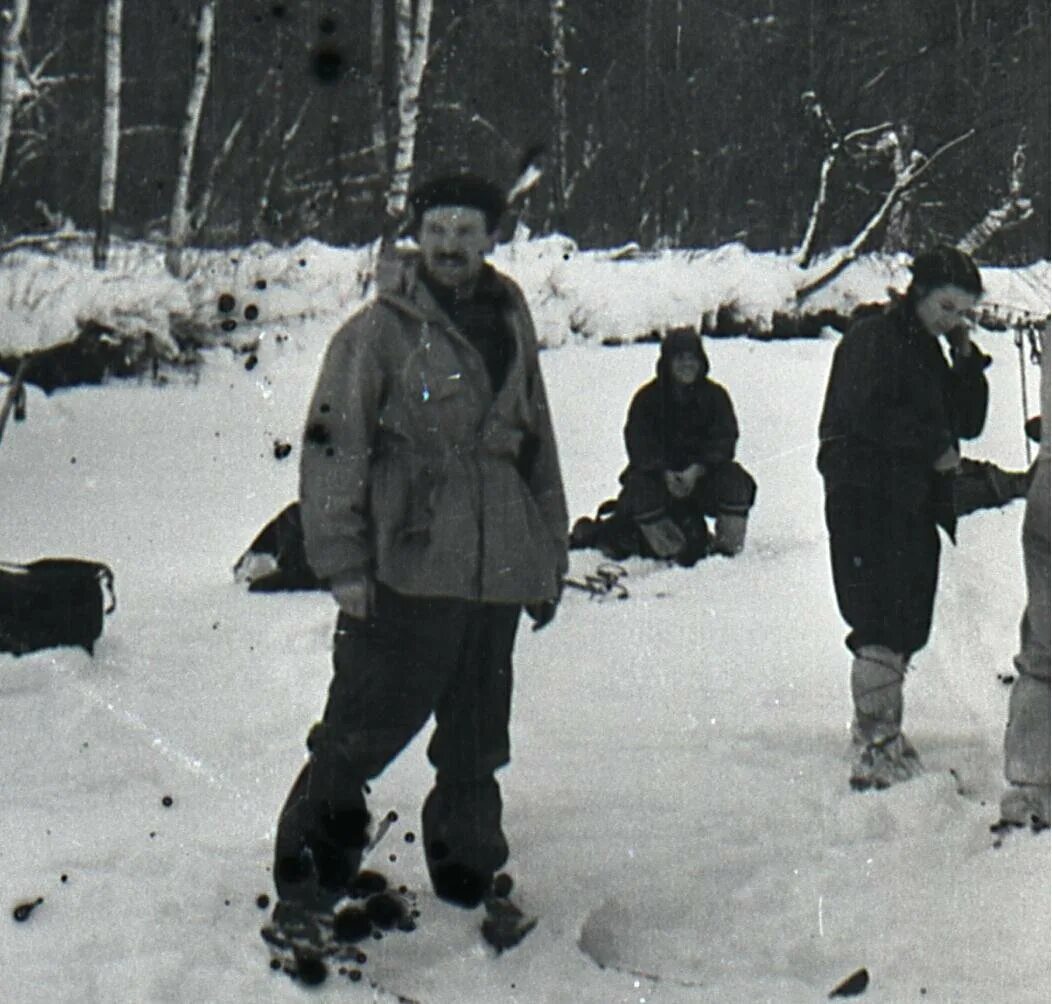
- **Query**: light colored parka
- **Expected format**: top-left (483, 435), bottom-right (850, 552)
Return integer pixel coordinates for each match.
top-left (299, 255), bottom-right (568, 605)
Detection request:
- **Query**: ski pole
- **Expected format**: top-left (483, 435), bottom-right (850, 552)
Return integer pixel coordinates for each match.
top-left (0, 358), bottom-right (29, 448)
top-left (1015, 329), bottom-right (1032, 466)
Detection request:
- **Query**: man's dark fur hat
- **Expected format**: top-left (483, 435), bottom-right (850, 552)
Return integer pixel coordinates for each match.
top-left (409, 173), bottom-right (506, 233)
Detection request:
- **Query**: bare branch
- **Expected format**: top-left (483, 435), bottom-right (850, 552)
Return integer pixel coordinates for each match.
top-left (797, 128), bottom-right (976, 300)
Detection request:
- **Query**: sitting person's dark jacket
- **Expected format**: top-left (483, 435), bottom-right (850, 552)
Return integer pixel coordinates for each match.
top-left (572, 329), bottom-right (756, 564)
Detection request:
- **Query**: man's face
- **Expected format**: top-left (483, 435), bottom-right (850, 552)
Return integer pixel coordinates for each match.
top-left (418, 205), bottom-right (494, 291)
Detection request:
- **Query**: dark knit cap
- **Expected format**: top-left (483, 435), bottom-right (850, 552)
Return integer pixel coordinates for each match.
top-left (909, 244), bottom-right (983, 296)
top-left (409, 173), bottom-right (506, 233)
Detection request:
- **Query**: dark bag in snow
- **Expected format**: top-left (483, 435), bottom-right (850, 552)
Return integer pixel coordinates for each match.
top-left (0, 558), bottom-right (116, 656)
top-left (233, 503), bottom-right (323, 592)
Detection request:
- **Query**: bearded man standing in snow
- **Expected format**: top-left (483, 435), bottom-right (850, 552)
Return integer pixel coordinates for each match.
top-left (271, 174), bottom-right (568, 926)
top-left (818, 245), bottom-right (990, 791)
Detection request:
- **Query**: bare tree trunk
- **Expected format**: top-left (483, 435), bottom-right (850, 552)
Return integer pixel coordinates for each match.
top-left (794, 90), bottom-right (892, 267)
top-left (0, 0), bottom-right (29, 188)
top-left (166, 0), bottom-right (215, 279)
top-left (383, 0), bottom-right (432, 239)
top-left (370, 0), bottom-right (387, 182)
top-left (549, 0), bottom-right (569, 231)
top-left (797, 129), bottom-right (975, 301)
top-left (882, 123), bottom-right (914, 252)
top-left (958, 140), bottom-right (1033, 254)
top-left (94, 0), bottom-right (123, 270)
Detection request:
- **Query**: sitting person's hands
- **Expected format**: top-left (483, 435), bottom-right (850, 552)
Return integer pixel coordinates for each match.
top-left (664, 463), bottom-right (705, 498)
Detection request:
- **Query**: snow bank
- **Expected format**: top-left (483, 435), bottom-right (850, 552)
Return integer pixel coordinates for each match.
top-left (0, 251), bottom-right (189, 356)
top-left (0, 237), bottom-right (1048, 361)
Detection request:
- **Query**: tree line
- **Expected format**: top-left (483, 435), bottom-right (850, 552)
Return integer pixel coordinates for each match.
top-left (0, 0), bottom-right (1048, 264)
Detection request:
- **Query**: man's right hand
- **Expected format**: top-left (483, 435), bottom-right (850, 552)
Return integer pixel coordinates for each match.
top-left (330, 573), bottom-right (374, 619)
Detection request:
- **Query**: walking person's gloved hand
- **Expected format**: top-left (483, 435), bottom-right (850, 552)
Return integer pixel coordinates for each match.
top-left (330, 572), bottom-right (374, 619)
top-left (933, 445), bottom-right (961, 474)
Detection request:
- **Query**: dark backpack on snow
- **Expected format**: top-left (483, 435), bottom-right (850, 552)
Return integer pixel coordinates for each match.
top-left (0, 558), bottom-right (115, 656)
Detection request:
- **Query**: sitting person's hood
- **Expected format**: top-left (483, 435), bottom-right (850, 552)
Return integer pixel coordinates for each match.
top-left (657, 328), bottom-right (711, 383)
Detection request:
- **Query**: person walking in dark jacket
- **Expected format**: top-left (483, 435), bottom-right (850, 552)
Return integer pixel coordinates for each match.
top-left (572, 329), bottom-right (756, 565)
top-left (270, 173), bottom-right (568, 928)
top-left (817, 245), bottom-right (990, 791)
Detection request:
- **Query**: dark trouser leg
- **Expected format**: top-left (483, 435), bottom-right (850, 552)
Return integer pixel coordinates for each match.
top-left (273, 587), bottom-right (468, 906)
top-left (826, 489), bottom-right (940, 658)
top-left (423, 602), bottom-right (521, 907)
top-left (826, 489), bottom-right (940, 743)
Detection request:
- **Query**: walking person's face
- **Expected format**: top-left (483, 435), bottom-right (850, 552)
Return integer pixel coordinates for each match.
top-left (914, 284), bottom-right (978, 337)
top-left (418, 206), bottom-right (494, 292)
top-left (669, 352), bottom-right (702, 386)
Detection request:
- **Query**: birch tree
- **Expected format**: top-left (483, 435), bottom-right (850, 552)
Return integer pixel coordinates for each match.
top-left (0, 0), bottom-right (29, 188)
top-left (93, 0), bottom-right (122, 270)
top-left (548, 0), bottom-right (569, 230)
top-left (166, 0), bottom-right (215, 278)
top-left (370, 0), bottom-right (387, 181)
top-left (382, 0), bottom-right (433, 238)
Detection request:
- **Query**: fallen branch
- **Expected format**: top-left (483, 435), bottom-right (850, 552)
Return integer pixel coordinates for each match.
top-left (0, 230), bottom-right (90, 257)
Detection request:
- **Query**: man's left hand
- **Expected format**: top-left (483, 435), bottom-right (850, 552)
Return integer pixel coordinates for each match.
top-left (526, 597), bottom-right (559, 632)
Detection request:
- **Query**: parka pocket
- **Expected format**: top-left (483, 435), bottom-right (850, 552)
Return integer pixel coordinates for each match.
top-left (371, 452), bottom-right (439, 545)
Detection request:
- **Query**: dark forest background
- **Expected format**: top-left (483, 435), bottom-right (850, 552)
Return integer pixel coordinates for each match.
top-left (3, 0), bottom-right (1049, 262)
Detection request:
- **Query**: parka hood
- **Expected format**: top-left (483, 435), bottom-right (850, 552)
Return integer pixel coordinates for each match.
top-left (657, 328), bottom-right (710, 383)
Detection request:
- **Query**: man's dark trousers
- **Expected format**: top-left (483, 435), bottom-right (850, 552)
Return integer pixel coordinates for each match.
top-left (274, 583), bottom-right (521, 908)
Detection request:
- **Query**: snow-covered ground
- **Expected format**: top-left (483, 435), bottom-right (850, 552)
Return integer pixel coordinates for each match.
top-left (0, 245), bottom-right (1048, 1004)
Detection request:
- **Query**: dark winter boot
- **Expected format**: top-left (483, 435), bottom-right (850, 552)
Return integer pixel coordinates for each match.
top-left (569, 516), bottom-right (599, 550)
top-left (711, 510), bottom-right (748, 556)
top-left (273, 767), bottom-right (370, 912)
top-left (636, 510), bottom-right (687, 559)
top-left (423, 778), bottom-right (508, 909)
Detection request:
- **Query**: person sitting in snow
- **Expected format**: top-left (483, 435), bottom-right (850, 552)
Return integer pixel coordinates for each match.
top-left (571, 329), bottom-right (756, 565)
top-left (817, 244), bottom-right (990, 792)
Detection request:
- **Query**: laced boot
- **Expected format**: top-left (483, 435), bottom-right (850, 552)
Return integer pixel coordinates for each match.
top-left (848, 646), bottom-right (921, 790)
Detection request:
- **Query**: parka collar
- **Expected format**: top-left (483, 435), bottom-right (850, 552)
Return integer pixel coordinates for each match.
top-left (376, 252), bottom-right (508, 328)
